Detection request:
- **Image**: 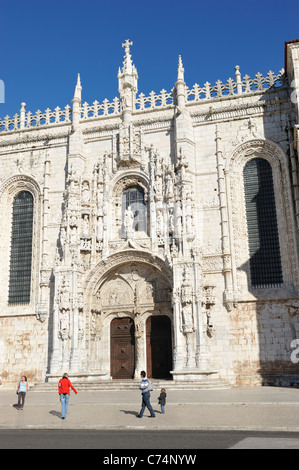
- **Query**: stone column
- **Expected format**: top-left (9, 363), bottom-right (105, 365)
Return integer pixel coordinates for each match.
top-left (134, 312), bottom-right (146, 377)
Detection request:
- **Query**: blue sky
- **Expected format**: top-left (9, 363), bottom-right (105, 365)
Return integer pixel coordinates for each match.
top-left (0, 0), bottom-right (298, 119)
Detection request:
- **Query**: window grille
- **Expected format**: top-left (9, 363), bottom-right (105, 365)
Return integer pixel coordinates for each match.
top-left (243, 158), bottom-right (283, 288)
top-left (8, 191), bottom-right (34, 304)
top-left (122, 186), bottom-right (146, 233)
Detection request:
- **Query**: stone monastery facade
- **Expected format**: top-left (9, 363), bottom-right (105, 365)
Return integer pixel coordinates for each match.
top-left (1, 40), bottom-right (299, 387)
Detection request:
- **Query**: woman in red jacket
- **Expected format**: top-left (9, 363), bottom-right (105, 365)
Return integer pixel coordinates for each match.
top-left (58, 373), bottom-right (78, 419)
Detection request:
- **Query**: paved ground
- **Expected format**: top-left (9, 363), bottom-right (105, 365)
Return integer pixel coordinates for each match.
top-left (1, 386), bottom-right (299, 432)
top-left (2, 429), bottom-right (299, 449)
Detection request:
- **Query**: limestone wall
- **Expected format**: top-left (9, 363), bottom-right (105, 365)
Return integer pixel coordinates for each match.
top-left (0, 315), bottom-right (49, 385)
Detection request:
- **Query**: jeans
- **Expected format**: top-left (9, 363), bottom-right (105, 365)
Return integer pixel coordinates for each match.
top-left (60, 393), bottom-right (70, 418)
top-left (161, 404), bottom-right (165, 414)
top-left (18, 392), bottom-right (26, 409)
top-left (139, 392), bottom-right (155, 417)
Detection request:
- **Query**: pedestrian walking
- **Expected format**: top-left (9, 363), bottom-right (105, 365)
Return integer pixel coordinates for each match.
top-left (158, 387), bottom-right (167, 414)
top-left (16, 376), bottom-right (28, 410)
top-left (58, 373), bottom-right (78, 419)
top-left (137, 370), bottom-right (155, 418)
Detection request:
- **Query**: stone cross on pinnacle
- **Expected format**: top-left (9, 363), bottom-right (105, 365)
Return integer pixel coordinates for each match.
top-left (122, 39), bottom-right (133, 55)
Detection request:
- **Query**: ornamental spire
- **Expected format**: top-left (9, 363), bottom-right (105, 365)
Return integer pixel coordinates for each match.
top-left (175, 55), bottom-right (186, 111)
top-left (120, 39), bottom-right (137, 75)
top-left (73, 73), bottom-right (82, 101)
top-left (72, 73), bottom-right (82, 130)
top-left (177, 55), bottom-right (185, 82)
top-left (118, 40), bottom-right (138, 122)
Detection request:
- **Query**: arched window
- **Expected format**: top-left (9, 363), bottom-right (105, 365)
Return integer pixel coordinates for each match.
top-left (122, 186), bottom-right (146, 234)
top-left (8, 191), bottom-right (34, 304)
top-left (243, 158), bottom-right (283, 287)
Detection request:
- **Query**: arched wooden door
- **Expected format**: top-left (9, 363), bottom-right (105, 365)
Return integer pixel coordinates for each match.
top-left (110, 317), bottom-right (135, 379)
top-left (146, 315), bottom-right (172, 379)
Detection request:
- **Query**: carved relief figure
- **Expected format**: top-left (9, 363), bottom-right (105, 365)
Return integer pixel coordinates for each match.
top-left (59, 308), bottom-right (70, 340)
top-left (82, 214), bottom-right (89, 235)
top-left (180, 268), bottom-right (194, 333)
top-left (82, 181), bottom-right (90, 203)
top-left (124, 205), bottom-right (134, 238)
top-left (59, 276), bottom-right (70, 310)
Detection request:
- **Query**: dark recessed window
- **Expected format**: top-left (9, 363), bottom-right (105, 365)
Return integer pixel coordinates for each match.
top-left (243, 158), bottom-right (283, 288)
top-left (8, 191), bottom-right (34, 304)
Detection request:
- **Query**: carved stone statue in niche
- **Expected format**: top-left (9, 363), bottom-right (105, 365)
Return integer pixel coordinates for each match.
top-left (170, 239), bottom-right (178, 258)
top-left (81, 181), bottom-right (90, 203)
top-left (91, 310), bottom-right (103, 338)
top-left (182, 304), bottom-right (193, 332)
top-left (203, 284), bottom-right (216, 337)
top-left (67, 166), bottom-right (79, 192)
top-left (82, 214), bottom-right (90, 235)
top-left (70, 210), bottom-right (78, 228)
top-left (134, 312), bottom-right (142, 334)
top-left (156, 209), bottom-right (163, 236)
top-left (78, 311), bottom-right (85, 340)
top-left (121, 87), bottom-right (132, 112)
top-left (180, 267), bottom-right (194, 333)
top-left (124, 205), bottom-right (134, 239)
top-left (59, 276), bottom-right (70, 310)
top-left (59, 308), bottom-right (70, 340)
top-left (176, 147), bottom-right (188, 173)
top-left (70, 226), bottom-right (78, 245)
top-left (168, 209), bottom-right (174, 235)
top-left (165, 167), bottom-right (175, 200)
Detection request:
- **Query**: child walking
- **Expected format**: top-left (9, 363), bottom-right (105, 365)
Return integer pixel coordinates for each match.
top-left (158, 388), bottom-right (167, 414)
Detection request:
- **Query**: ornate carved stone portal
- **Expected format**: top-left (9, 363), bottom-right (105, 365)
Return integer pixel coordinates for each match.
top-left (90, 261), bottom-right (173, 379)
